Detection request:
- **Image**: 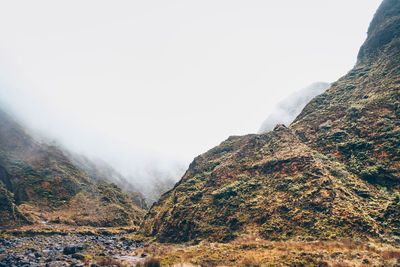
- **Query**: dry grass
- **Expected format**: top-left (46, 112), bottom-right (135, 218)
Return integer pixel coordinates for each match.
top-left (143, 235), bottom-right (400, 266)
top-left (137, 257), bottom-right (161, 267)
top-left (381, 248), bottom-right (400, 260)
top-left (240, 253), bottom-right (265, 267)
top-left (96, 257), bottom-right (126, 267)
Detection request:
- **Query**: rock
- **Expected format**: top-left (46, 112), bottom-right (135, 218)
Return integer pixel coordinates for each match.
top-left (63, 245), bottom-right (77, 255)
top-left (76, 243), bottom-right (88, 250)
top-left (0, 233), bottom-right (145, 267)
top-left (71, 253), bottom-right (85, 261)
top-left (41, 250), bottom-right (51, 256)
top-left (104, 240), bottom-right (113, 245)
top-left (63, 243), bottom-right (88, 255)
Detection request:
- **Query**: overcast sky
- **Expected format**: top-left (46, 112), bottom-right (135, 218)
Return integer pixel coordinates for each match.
top-left (0, 1), bottom-right (382, 174)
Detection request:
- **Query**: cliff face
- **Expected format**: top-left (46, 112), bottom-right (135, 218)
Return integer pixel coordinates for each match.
top-left (141, 0), bottom-right (400, 243)
top-left (0, 109), bottom-right (145, 228)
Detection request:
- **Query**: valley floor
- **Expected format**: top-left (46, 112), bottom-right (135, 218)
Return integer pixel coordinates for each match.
top-left (1, 225), bottom-right (400, 266)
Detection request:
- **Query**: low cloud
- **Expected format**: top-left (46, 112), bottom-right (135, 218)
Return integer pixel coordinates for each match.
top-left (259, 82), bottom-right (330, 133)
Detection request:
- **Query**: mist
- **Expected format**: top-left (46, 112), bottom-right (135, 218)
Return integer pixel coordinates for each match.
top-left (259, 82), bottom-right (331, 133)
top-left (0, 0), bottom-right (382, 199)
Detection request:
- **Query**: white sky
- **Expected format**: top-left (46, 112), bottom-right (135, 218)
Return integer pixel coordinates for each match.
top-left (0, 1), bottom-right (382, 173)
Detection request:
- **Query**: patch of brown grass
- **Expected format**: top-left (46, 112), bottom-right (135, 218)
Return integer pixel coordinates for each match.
top-left (136, 257), bottom-right (161, 267)
top-left (381, 248), bottom-right (400, 260)
top-left (144, 235), bottom-right (400, 266)
top-left (240, 252), bottom-right (264, 267)
top-left (96, 257), bottom-right (126, 267)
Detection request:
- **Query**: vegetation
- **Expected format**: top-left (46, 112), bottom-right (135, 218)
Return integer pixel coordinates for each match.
top-left (135, 235), bottom-right (400, 266)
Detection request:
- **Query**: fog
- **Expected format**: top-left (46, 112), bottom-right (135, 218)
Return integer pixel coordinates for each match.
top-left (259, 82), bottom-right (331, 133)
top-left (0, 1), bottom-right (382, 192)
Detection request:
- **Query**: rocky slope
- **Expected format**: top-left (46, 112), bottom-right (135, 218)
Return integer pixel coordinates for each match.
top-left (0, 233), bottom-right (146, 266)
top-left (0, 109), bottom-right (145, 228)
top-left (259, 82), bottom-right (330, 133)
top-left (141, 0), bottom-right (400, 243)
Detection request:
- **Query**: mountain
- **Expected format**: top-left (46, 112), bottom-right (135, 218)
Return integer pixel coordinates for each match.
top-left (0, 108), bottom-right (145, 228)
top-left (64, 151), bottom-right (148, 210)
top-left (141, 0), bottom-right (400, 243)
top-left (258, 82), bottom-right (330, 133)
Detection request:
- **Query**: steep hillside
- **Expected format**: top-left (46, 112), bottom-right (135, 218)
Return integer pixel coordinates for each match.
top-left (0, 109), bottom-right (145, 228)
top-left (259, 82), bottom-right (330, 133)
top-left (141, 0), bottom-right (400, 243)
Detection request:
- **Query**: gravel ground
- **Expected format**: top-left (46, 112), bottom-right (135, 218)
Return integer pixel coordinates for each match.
top-left (0, 233), bottom-right (146, 267)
